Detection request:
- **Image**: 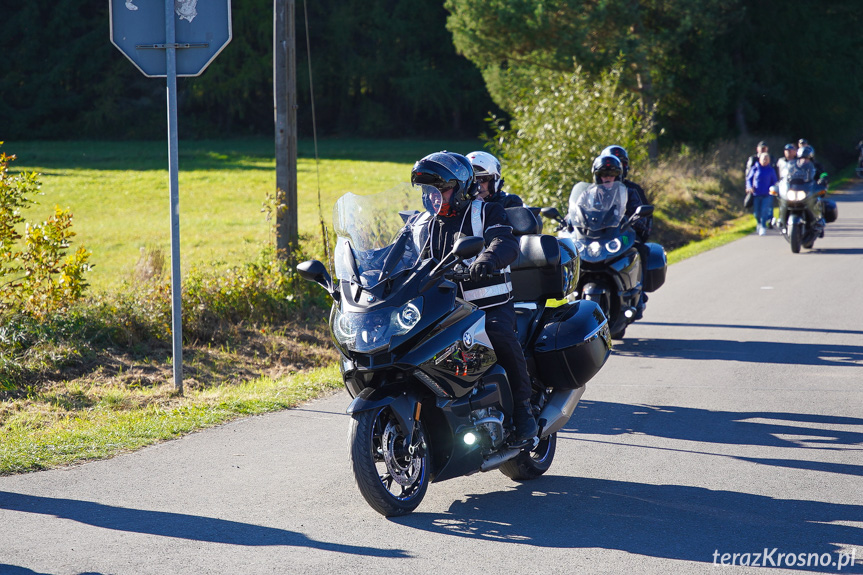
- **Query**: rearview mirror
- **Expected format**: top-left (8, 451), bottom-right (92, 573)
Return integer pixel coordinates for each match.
top-left (541, 206), bottom-right (562, 220)
top-left (634, 204), bottom-right (654, 218)
top-left (452, 235), bottom-right (484, 260)
top-left (297, 260), bottom-right (336, 297)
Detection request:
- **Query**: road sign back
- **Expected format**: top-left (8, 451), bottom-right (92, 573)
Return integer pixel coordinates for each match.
top-left (110, 0), bottom-right (232, 77)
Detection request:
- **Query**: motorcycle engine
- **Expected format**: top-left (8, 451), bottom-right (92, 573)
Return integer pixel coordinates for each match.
top-left (471, 408), bottom-right (505, 448)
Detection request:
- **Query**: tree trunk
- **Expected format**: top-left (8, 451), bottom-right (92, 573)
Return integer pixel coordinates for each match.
top-left (274, 0), bottom-right (298, 258)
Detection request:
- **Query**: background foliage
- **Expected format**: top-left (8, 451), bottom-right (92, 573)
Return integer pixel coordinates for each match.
top-left (0, 0), bottom-right (496, 140)
top-left (445, 0), bottom-right (863, 158)
top-left (487, 65), bottom-right (653, 207)
top-left (2, 1), bottom-right (862, 158)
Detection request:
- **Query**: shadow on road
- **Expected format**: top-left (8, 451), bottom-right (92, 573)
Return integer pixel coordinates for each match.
top-left (613, 333), bottom-right (863, 368)
top-left (0, 492), bottom-right (409, 558)
top-left (567, 400), bottom-right (863, 452)
top-left (636, 321), bottom-right (863, 337)
top-left (0, 567), bottom-right (68, 575)
top-left (395, 477), bottom-right (863, 572)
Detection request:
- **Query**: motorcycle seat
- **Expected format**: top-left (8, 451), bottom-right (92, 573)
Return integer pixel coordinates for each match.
top-left (510, 234), bottom-right (564, 302)
top-left (512, 234), bottom-right (561, 270)
top-left (506, 207), bottom-right (541, 236)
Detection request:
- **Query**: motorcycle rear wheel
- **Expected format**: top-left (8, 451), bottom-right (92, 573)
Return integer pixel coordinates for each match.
top-left (499, 432), bottom-right (557, 480)
top-left (349, 407), bottom-right (430, 517)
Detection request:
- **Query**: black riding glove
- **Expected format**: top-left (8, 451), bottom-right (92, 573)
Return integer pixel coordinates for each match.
top-left (469, 260), bottom-right (494, 282)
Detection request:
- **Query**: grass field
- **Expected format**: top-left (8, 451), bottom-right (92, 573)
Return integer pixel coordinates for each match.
top-left (8, 138), bottom-right (482, 291)
top-left (3, 138), bottom-right (856, 476)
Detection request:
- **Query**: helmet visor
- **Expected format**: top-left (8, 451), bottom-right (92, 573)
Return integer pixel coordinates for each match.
top-left (418, 184), bottom-right (444, 216)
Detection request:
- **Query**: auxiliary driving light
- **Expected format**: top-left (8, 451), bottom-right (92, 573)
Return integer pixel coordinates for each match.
top-left (463, 432), bottom-right (478, 445)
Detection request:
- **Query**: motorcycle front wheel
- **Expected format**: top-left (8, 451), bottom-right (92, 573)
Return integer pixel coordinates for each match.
top-left (349, 406), bottom-right (430, 517)
top-left (789, 222), bottom-right (802, 253)
top-left (499, 432), bottom-right (557, 480)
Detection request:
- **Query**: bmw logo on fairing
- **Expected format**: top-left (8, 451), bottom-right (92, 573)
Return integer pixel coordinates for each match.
top-left (367, 295), bottom-right (376, 302)
top-left (463, 331), bottom-right (473, 347)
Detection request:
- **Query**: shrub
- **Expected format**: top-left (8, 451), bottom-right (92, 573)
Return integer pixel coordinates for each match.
top-left (0, 144), bottom-right (92, 318)
top-left (486, 64), bottom-right (655, 209)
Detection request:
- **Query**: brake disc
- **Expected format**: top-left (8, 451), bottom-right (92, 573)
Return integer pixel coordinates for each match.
top-left (381, 420), bottom-right (421, 487)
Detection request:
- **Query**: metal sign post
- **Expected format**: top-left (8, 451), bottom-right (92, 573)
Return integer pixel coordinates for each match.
top-left (110, 0), bottom-right (232, 393)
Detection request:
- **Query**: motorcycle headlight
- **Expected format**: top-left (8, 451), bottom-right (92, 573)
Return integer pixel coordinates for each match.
top-left (587, 241), bottom-right (603, 258)
top-left (793, 190), bottom-right (807, 201)
top-left (332, 305), bottom-right (357, 342)
top-left (395, 300), bottom-right (422, 332)
top-left (605, 238), bottom-right (622, 254)
top-left (331, 298), bottom-right (423, 352)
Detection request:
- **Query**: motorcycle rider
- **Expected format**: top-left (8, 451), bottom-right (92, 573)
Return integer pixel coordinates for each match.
top-left (410, 151), bottom-right (538, 442)
top-left (780, 145), bottom-right (825, 232)
top-left (601, 145), bottom-right (651, 242)
top-left (786, 145), bottom-right (817, 183)
top-left (598, 148), bottom-right (651, 318)
top-left (587, 154), bottom-right (649, 318)
top-left (466, 150), bottom-right (524, 207)
top-left (775, 144), bottom-right (797, 181)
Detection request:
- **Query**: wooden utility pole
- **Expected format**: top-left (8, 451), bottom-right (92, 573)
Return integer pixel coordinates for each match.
top-left (274, 0), bottom-right (298, 256)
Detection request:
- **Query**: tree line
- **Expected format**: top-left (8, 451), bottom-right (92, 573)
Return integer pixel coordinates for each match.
top-left (0, 0), bottom-right (495, 141)
top-left (2, 0), bottom-right (862, 160)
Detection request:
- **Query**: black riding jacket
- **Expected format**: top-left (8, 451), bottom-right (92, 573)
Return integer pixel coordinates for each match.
top-left (426, 201), bottom-right (518, 270)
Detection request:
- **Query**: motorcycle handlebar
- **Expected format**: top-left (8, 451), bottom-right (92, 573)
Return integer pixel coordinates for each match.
top-left (446, 269), bottom-right (505, 282)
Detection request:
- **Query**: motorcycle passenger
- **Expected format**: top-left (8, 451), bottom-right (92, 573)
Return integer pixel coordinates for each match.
top-left (808, 147), bottom-right (828, 186)
top-left (466, 150), bottom-right (524, 208)
top-left (601, 145), bottom-right (651, 242)
top-left (410, 151), bottom-right (538, 442)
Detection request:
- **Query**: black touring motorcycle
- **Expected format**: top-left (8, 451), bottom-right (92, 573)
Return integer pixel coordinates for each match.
top-left (543, 181), bottom-right (666, 340)
top-left (298, 185), bottom-right (612, 516)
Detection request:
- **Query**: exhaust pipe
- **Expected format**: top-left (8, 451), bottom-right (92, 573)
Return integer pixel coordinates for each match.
top-left (538, 385), bottom-right (586, 438)
top-left (480, 448), bottom-right (521, 471)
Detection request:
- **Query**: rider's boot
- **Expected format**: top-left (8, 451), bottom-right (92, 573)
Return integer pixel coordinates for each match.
top-left (512, 399), bottom-right (538, 442)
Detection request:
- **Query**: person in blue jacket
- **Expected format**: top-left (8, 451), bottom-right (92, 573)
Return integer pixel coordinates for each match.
top-left (746, 152), bottom-right (779, 235)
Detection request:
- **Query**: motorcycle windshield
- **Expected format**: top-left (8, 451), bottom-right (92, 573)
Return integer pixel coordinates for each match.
top-left (332, 184), bottom-right (430, 288)
top-left (568, 181), bottom-right (628, 234)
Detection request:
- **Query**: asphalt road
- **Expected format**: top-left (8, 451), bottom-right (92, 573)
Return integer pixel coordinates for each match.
top-left (1, 187), bottom-right (862, 575)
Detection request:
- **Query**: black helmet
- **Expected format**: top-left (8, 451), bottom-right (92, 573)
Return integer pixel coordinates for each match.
top-left (798, 145), bottom-right (814, 160)
top-left (411, 151), bottom-right (476, 211)
top-left (592, 154), bottom-right (623, 184)
top-left (601, 145), bottom-right (629, 178)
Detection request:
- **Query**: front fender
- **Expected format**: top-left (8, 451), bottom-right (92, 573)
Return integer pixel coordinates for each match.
top-left (347, 388), bottom-right (418, 438)
top-left (788, 213), bottom-right (802, 227)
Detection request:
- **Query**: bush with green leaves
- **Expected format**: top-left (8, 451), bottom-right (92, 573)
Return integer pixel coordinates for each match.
top-left (0, 144), bottom-right (92, 318)
top-left (485, 65), bottom-right (654, 211)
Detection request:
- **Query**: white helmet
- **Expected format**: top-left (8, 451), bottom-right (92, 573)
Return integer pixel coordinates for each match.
top-left (466, 150), bottom-right (503, 194)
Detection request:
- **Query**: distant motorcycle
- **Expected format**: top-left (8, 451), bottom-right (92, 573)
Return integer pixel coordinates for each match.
top-left (770, 177), bottom-right (837, 253)
top-left (297, 186), bottom-right (611, 516)
top-left (542, 181), bottom-right (666, 340)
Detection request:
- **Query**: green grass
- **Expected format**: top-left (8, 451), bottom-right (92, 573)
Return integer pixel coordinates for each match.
top-left (666, 216), bottom-right (755, 264)
top-left (0, 364), bottom-right (341, 474)
top-left (7, 138), bottom-right (481, 291)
